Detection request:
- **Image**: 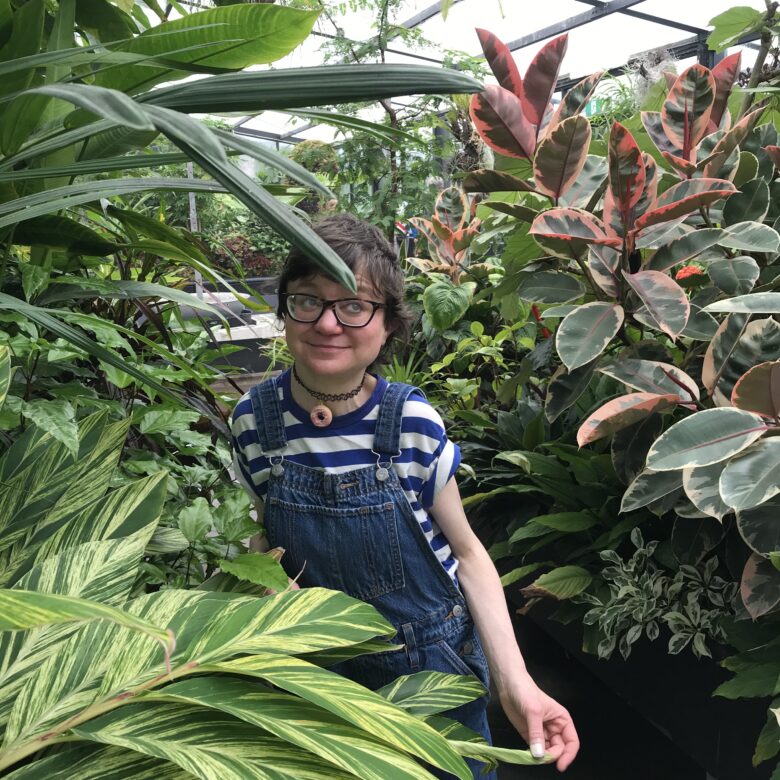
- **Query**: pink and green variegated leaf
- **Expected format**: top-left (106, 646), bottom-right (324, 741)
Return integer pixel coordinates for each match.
top-left (521, 34), bottom-right (568, 130)
top-left (431, 216), bottom-right (453, 242)
top-left (641, 111), bottom-right (681, 156)
top-left (434, 187), bottom-right (469, 233)
top-left (661, 64), bottom-right (716, 157)
top-left (599, 358), bottom-right (699, 401)
top-left (622, 270), bottom-right (690, 339)
top-left (708, 52), bottom-right (741, 133)
top-left (451, 220), bottom-right (481, 253)
top-left (741, 552), bottom-right (780, 620)
top-left (546, 71), bottom-right (604, 133)
top-left (462, 168), bottom-right (538, 193)
top-left (644, 227), bottom-right (724, 273)
top-left (409, 217), bottom-right (451, 262)
top-left (556, 302), bottom-right (624, 370)
top-left (608, 121), bottom-right (646, 211)
top-left (469, 85), bottom-right (536, 159)
top-left (764, 146), bottom-right (780, 169)
top-left (530, 207), bottom-right (621, 260)
top-left (731, 361), bottom-right (780, 420)
top-left (701, 108), bottom-right (763, 177)
top-left (476, 28), bottom-right (523, 100)
top-left (533, 115), bottom-right (591, 200)
top-left (634, 153), bottom-right (658, 219)
top-left (588, 245), bottom-right (621, 297)
top-left (633, 178), bottom-right (736, 232)
top-left (663, 71), bottom-right (678, 91)
top-left (601, 187), bottom-right (623, 237)
top-left (577, 392), bottom-right (681, 447)
top-left (661, 151), bottom-right (697, 177)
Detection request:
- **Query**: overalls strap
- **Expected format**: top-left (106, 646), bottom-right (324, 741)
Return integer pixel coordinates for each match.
top-left (373, 382), bottom-right (418, 458)
top-left (249, 376), bottom-right (286, 452)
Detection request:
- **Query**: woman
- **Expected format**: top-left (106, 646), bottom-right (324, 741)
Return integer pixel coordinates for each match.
top-left (230, 213), bottom-right (579, 777)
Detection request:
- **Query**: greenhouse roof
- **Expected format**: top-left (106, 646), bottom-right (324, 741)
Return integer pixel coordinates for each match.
top-left (233, 0), bottom-right (766, 146)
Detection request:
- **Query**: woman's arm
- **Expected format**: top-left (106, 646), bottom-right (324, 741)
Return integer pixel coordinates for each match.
top-left (430, 477), bottom-right (579, 772)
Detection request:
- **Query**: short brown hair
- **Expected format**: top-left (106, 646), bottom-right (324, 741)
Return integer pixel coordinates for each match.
top-left (277, 213), bottom-right (412, 364)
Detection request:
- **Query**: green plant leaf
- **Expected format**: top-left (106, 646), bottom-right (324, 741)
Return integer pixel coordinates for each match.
top-left (555, 302), bottom-right (624, 370)
top-left (723, 178), bottom-right (770, 225)
top-left (682, 461), bottom-right (732, 521)
top-left (719, 221), bottom-right (780, 252)
top-left (720, 439), bottom-right (780, 511)
top-left (623, 270), bottom-right (690, 339)
top-left (516, 271), bottom-right (584, 303)
top-left (532, 115), bottom-right (591, 200)
top-left (740, 552), bottom-right (780, 620)
top-left (20, 399), bottom-right (78, 456)
top-left (737, 496), bottom-right (780, 556)
top-left (705, 292), bottom-right (780, 314)
top-left (0, 346), bottom-right (11, 408)
top-left (376, 671), bottom-right (484, 717)
top-left (644, 228), bottom-right (724, 273)
top-left (544, 360), bottom-right (596, 422)
top-left (423, 280), bottom-right (474, 331)
top-left (521, 566), bottom-right (591, 600)
top-left (707, 6), bottom-right (765, 51)
top-left (611, 413), bottom-right (665, 485)
top-left (577, 392), bottom-right (680, 447)
top-left (731, 361), bottom-right (780, 418)
top-left (620, 468), bottom-right (683, 513)
top-left (532, 512), bottom-right (596, 532)
top-left (647, 408), bottom-right (768, 471)
top-left (707, 255), bottom-right (759, 295)
top-left (219, 554), bottom-right (288, 592)
top-left (177, 498), bottom-right (212, 543)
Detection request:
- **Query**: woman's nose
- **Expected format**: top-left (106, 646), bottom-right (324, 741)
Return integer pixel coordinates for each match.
top-left (314, 304), bottom-right (343, 332)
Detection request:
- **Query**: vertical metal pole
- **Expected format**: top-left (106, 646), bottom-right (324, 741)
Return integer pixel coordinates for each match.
top-left (186, 161), bottom-right (203, 299)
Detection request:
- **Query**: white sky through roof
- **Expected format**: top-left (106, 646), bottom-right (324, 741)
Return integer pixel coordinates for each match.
top-left (234, 0), bottom-right (766, 144)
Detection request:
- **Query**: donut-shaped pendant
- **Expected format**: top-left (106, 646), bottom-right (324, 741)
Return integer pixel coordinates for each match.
top-left (310, 404), bottom-right (333, 427)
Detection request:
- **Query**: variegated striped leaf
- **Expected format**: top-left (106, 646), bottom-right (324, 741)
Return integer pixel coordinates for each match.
top-left (598, 359), bottom-right (699, 400)
top-left (682, 462), bottom-right (732, 521)
top-left (476, 28), bottom-right (523, 100)
top-left (300, 639), bottom-right (403, 668)
top-left (148, 678), bottom-right (444, 780)
top-left (450, 740), bottom-right (552, 766)
top-left (719, 439), bottom-right (780, 511)
top-left (644, 228), bottom-right (724, 273)
top-left (620, 468), bottom-right (683, 513)
top-left (608, 121), bottom-right (645, 212)
top-left (622, 270), bottom-right (690, 340)
top-left (377, 671), bottom-right (485, 716)
top-left (72, 702), bottom-right (359, 780)
top-left (530, 207), bottom-right (621, 261)
top-left (0, 347), bottom-right (10, 408)
top-left (203, 653), bottom-right (471, 779)
top-left (462, 168), bottom-right (538, 193)
top-left (708, 52), bottom-right (740, 132)
top-left (532, 116), bottom-right (591, 200)
top-left (555, 302), bottom-right (625, 370)
top-left (701, 108), bottom-right (763, 178)
top-left (640, 111), bottom-right (680, 156)
top-left (2, 744), bottom-right (193, 779)
top-left (469, 85), bottom-right (536, 160)
top-left (661, 65), bottom-right (715, 157)
top-left (521, 34), bottom-right (567, 129)
top-left (546, 71), bottom-right (603, 132)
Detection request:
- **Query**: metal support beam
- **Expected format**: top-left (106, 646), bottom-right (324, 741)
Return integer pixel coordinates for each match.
top-left (401, 0), bottom-right (466, 30)
top-left (503, 0), bottom-right (647, 52)
top-left (574, 0), bottom-right (706, 36)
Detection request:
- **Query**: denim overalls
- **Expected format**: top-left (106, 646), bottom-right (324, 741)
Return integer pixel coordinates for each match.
top-left (250, 377), bottom-right (497, 780)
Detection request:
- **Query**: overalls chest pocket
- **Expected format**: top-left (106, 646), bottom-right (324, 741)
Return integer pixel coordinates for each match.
top-left (266, 496), bottom-right (406, 602)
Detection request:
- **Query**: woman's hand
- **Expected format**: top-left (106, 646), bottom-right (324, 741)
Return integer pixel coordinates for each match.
top-left (498, 674), bottom-right (579, 772)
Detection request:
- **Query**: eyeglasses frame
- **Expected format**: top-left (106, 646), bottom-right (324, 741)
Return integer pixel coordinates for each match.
top-left (282, 293), bottom-right (387, 329)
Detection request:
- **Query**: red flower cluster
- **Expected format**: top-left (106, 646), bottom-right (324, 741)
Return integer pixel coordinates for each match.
top-left (675, 264), bottom-right (705, 282)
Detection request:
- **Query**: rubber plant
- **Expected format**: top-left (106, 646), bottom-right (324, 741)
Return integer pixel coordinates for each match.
top-left (467, 25), bottom-right (780, 775)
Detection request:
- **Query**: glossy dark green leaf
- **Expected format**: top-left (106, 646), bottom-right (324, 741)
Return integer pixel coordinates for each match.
top-left (645, 228), bottom-right (724, 273)
top-left (707, 256), bottom-right (759, 295)
top-left (722, 178), bottom-right (770, 225)
top-left (544, 360), bottom-right (596, 422)
top-left (736, 495), bottom-right (780, 556)
top-left (671, 516), bottom-right (725, 565)
top-left (611, 413), bottom-right (665, 485)
top-left (516, 272), bottom-right (584, 304)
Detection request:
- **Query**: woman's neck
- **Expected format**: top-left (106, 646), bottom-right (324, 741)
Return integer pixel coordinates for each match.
top-left (290, 365), bottom-right (376, 417)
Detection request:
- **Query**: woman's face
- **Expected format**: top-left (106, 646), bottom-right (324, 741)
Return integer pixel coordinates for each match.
top-left (283, 272), bottom-right (390, 381)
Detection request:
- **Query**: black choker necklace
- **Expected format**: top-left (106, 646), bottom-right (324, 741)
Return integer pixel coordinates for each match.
top-left (292, 365), bottom-right (365, 403)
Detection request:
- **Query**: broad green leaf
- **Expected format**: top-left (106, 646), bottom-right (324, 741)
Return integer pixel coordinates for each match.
top-left (532, 115), bottom-right (591, 200)
top-left (0, 346), bottom-right (11, 408)
top-left (95, 4), bottom-right (321, 94)
top-left (423, 281), bottom-right (474, 331)
top-left (177, 498), bottom-right (212, 544)
top-left (707, 256), bottom-right (759, 296)
top-left (73, 702), bottom-right (360, 780)
top-left (544, 360), bottom-right (596, 422)
top-left (723, 178), bottom-right (770, 225)
top-left (555, 302), bottom-right (624, 370)
top-left (499, 562), bottom-right (547, 587)
top-left (731, 361), bottom-right (780, 418)
top-left (521, 566), bottom-right (591, 600)
top-left (598, 359), bottom-right (699, 400)
top-left (19, 400), bottom-right (78, 456)
top-left (740, 553), bottom-right (780, 620)
top-left (147, 681), bottom-right (445, 780)
top-left (12, 215), bottom-right (117, 256)
top-left (611, 413), bottom-right (665, 485)
top-left (218, 554), bottom-right (288, 592)
top-left (532, 512), bottom-right (596, 532)
top-left (707, 6), bottom-right (765, 51)
top-left (705, 292), bottom-right (780, 314)
top-left (516, 271), bottom-right (584, 303)
top-left (737, 496), bottom-right (780, 556)
top-left (720, 439), bottom-right (780, 511)
top-left (645, 228), bottom-right (724, 273)
top-left (682, 462), bottom-right (732, 521)
top-left (714, 662), bottom-right (780, 699)
top-left (620, 468), bottom-right (683, 513)
top-left (285, 109), bottom-right (421, 148)
top-left (719, 221), bottom-right (780, 252)
top-left (577, 392), bottom-right (680, 447)
top-left (647, 408), bottom-right (768, 471)
top-left (450, 740), bottom-right (551, 766)
top-left (165, 665), bottom-right (470, 780)
top-left (682, 304), bottom-right (720, 341)
top-left (377, 672), bottom-right (484, 716)
top-left (622, 270), bottom-right (689, 339)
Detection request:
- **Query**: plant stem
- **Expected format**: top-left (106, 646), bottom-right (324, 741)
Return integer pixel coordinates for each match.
top-left (736, 1), bottom-right (779, 121)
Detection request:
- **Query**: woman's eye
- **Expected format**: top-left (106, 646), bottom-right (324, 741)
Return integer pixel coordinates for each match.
top-left (344, 300), bottom-right (365, 313)
top-left (298, 296), bottom-right (321, 309)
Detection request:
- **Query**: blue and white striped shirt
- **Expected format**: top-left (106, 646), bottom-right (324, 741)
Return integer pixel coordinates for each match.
top-left (230, 370), bottom-right (461, 581)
